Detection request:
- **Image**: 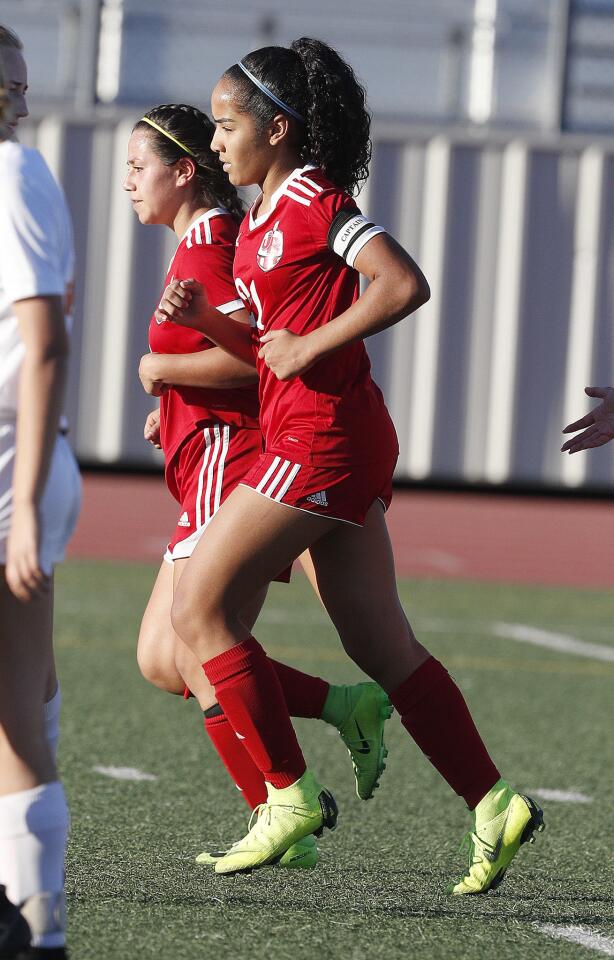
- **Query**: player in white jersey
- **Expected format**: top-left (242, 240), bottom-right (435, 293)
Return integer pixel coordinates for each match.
top-left (0, 25), bottom-right (80, 960)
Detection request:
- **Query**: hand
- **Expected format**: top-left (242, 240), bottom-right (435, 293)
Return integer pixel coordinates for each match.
top-left (561, 386), bottom-right (614, 453)
top-left (155, 279), bottom-right (212, 332)
top-left (5, 501), bottom-right (49, 602)
top-left (139, 353), bottom-right (166, 396)
top-left (257, 329), bottom-right (317, 381)
top-left (144, 407), bottom-right (162, 449)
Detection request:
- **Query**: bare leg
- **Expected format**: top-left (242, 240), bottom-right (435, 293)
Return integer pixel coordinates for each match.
top-left (171, 486), bottom-right (337, 660)
top-left (297, 550), bottom-right (323, 604)
top-left (137, 561), bottom-right (185, 695)
top-left (138, 557), bottom-right (269, 710)
top-left (172, 558), bottom-right (268, 709)
top-left (0, 571), bottom-right (69, 946)
top-left (0, 573), bottom-right (55, 795)
top-left (309, 503), bottom-right (430, 691)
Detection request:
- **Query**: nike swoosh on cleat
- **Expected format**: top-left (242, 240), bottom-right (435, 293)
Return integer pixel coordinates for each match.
top-left (354, 720), bottom-right (371, 755)
top-left (482, 833), bottom-right (504, 864)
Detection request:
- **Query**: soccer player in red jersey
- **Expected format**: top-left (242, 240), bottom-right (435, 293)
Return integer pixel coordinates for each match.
top-left (124, 104), bottom-right (392, 868)
top-left (160, 40), bottom-right (546, 889)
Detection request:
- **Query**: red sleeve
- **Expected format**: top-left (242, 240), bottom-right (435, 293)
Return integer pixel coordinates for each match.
top-left (172, 242), bottom-right (242, 313)
top-left (306, 188), bottom-right (359, 252)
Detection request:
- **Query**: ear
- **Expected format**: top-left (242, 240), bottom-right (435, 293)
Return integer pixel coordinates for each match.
top-left (268, 113), bottom-right (291, 147)
top-left (176, 156), bottom-right (197, 187)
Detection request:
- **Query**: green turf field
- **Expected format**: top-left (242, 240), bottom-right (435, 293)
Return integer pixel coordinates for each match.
top-left (54, 560), bottom-right (614, 960)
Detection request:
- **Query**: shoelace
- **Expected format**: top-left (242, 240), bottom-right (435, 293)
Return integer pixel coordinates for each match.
top-left (459, 830), bottom-right (496, 868)
top-left (239, 801), bottom-right (311, 845)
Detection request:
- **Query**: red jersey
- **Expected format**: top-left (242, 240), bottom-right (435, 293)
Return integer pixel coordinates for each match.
top-left (148, 208), bottom-right (260, 466)
top-left (233, 167), bottom-right (399, 467)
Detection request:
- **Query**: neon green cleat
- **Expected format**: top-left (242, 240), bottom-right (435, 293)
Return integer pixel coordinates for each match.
top-left (333, 682), bottom-right (393, 800)
top-left (213, 770), bottom-right (337, 875)
top-left (450, 782), bottom-right (545, 895)
top-left (195, 834), bottom-right (318, 870)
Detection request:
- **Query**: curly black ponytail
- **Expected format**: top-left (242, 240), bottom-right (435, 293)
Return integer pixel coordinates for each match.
top-left (133, 104), bottom-right (245, 223)
top-left (223, 38), bottom-right (371, 196)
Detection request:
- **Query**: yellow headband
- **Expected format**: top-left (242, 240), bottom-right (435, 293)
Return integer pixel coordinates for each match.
top-left (139, 116), bottom-right (195, 157)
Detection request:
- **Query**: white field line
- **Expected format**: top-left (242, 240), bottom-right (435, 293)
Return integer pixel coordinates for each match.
top-left (93, 765), bottom-right (157, 782)
top-left (493, 622), bottom-right (614, 663)
top-left (260, 609), bottom-right (614, 655)
top-left (536, 925), bottom-right (614, 956)
top-left (528, 788), bottom-right (593, 804)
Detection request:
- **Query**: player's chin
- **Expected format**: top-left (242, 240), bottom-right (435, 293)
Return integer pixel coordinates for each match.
top-left (136, 208), bottom-right (154, 224)
top-left (225, 166), bottom-right (247, 187)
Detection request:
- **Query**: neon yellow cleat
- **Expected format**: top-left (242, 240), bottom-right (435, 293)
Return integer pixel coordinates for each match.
top-left (334, 683), bottom-right (393, 800)
top-left (195, 834), bottom-right (318, 870)
top-left (213, 770), bottom-right (337, 875)
top-left (451, 782), bottom-right (545, 895)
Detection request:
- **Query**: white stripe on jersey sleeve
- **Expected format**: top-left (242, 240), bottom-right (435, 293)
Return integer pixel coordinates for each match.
top-left (344, 225), bottom-right (386, 268)
top-left (216, 299), bottom-right (245, 315)
top-left (298, 174), bottom-right (324, 193)
top-left (329, 211), bottom-right (386, 268)
top-left (283, 188), bottom-right (311, 206)
top-left (290, 180), bottom-right (317, 198)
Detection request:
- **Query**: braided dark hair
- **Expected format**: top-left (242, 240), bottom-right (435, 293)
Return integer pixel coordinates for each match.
top-left (223, 39), bottom-right (371, 196)
top-left (133, 104), bottom-right (245, 223)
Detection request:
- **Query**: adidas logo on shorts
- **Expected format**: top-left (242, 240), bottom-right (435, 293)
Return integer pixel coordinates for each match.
top-left (305, 490), bottom-right (329, 507)
top-left (178, 512), bottom-right (191, 527)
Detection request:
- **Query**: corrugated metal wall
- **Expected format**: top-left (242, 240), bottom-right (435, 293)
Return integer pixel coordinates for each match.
top-left (18, 116), bottom-right (614, 488)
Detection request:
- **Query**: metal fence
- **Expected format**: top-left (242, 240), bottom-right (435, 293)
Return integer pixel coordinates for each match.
top-left (17, 114), bottom-right (614, 489)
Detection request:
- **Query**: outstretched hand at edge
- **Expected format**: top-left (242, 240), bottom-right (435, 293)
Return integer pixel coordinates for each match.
top-left (561, 386), bottom-right (614, 454)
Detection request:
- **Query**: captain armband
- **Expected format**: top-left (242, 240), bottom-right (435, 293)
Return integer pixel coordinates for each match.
top-left (327, 210), bottom-right (386, 268)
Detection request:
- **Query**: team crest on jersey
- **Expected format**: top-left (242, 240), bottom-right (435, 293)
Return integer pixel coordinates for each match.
top-left (257, 221), bottom-right (283, 271)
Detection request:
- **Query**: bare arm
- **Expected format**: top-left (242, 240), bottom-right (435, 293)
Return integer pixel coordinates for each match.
top-left (257, 234), bottom-right (430, 380)
top-left (155, 286), bottom-right (255, 366)
top-left (8, 295), bottom-right (69, 600)
top-left (157, 234), bottom-right (430, 380)
top-left (139, 343), bottom-right (257, 396)
top-left (307, 233), bottom-right (429, 352)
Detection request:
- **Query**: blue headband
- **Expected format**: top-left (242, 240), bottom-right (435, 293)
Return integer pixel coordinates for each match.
top-left (236, 61), bottom-right (305, 124)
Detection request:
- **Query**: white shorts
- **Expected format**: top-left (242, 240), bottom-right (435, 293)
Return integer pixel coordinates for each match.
top-left (0, 422), bottom-right (82, 575)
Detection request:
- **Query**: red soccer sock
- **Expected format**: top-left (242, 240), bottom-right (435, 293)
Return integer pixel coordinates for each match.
top-left (202, 637), bottom-right (306, 789)
top-left (269, 659), bottom-right (329, 718)
top-left (391, 656), bottom-right (500, 809)
top-left (204, 707), bottom-right (267, 809)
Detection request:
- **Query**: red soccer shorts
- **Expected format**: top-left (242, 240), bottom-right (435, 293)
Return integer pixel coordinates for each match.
top-left (165, 423), bottom-right (262, 561)
top-left (239, 452), bottom-right (398, 526)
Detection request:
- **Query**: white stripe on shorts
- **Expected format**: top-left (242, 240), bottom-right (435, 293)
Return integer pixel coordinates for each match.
top-left (274, 462), bottom-right (302, 501)
top-left (264, 459), bottom-right (292, 498)
top-left (213, 425), bottom-right (230, 516)
top-left (256, 456), bottom-right (282, 493)
top-left (195, 428), bottom-right (212, 529)
top-left (203, 425), bottom-right (222, 525)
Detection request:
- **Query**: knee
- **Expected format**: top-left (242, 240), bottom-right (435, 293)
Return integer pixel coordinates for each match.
top-left (136, 628), bottom-right (181, 694)
top-left (170, 590), bottom-right (202, 651)
top-left (171, 580), bottom-right (213, 645)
